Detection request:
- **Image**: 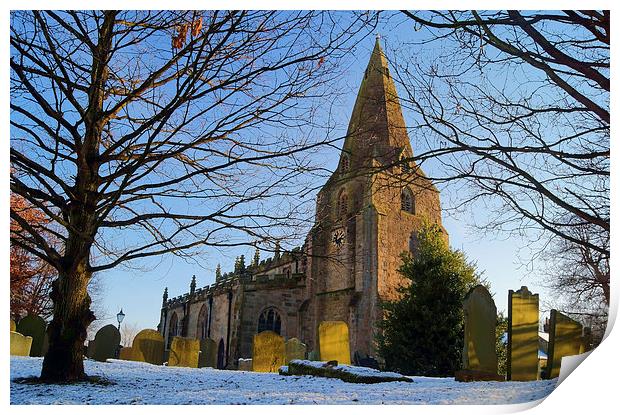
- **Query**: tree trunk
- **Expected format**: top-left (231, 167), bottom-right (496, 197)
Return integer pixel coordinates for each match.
top-left (39, 11), bottom-right (114, 382)
top-left (40, 261), bottom-right (95, 382)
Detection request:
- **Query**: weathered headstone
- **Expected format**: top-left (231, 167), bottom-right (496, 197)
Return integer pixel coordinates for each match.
top-left (456, 285), bottom-right (503, 382)
top-left (546, 310), bottom-right (584, 379)
top-left (119, 346), bottom-right (134, 360)
top-left (507, 286), bottom-right (539, 381)
top-left (10, 332), bottom-right (33, 356)
top-left (90, 324), bottom-right (121, 362)
top-left (132, 329), bottom-right (165, 365)
top-left (285, 338), bottom-right (307, 364)
top-left (238, 358), bottom-right (253, 371)
top-left (318, 321), bottom-right (351, 365)
top-left (252, 330), bottom-right (285, 372)
top-left (16, 315), bottom-right (46, 357)
top-left (198, 338), bottom-right (217, 368)
top-left (10, 320), bottom-right (16, 332)
top-left (168, 336), bottom-right (200, 368)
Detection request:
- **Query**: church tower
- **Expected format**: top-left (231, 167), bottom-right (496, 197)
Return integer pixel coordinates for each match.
top-left (307, 37), bottom-right (446, 359)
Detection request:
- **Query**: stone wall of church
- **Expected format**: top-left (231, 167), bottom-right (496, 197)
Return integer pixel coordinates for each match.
top-left (372, 170), bottom-right (445, 302)
top-left (237, 276), bottom-right (307, 359)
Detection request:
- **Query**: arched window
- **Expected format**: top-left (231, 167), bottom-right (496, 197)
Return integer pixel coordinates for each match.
top-left (401, 187), bottom-right (415, 214)
top-left (338, 191), bottom-right (348, 219)
top-left (167, 312), bottom-right (178, 349)
top-left (258, 307), bottom-right (282, 335)
top-left (341, 155), bottom-right (350, 173)
top-left (197, 304), bottom-right (208, 340)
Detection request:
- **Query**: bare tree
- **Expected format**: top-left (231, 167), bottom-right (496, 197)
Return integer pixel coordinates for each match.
top-left (10, 10), bottom-right (373, 382)
top-left (120, 322), bottom-right (140, 347)
top-left (383, 10), bottom-right (608, 306)
top-left (545, 221), bottom-right (609, 306)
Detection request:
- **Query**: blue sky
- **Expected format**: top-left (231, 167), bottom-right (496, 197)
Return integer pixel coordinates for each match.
top-left (94, 23), bottom-right (552, 333)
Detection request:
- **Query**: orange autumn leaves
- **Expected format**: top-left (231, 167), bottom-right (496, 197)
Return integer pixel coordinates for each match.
top-left (10, 193), bottom-right (56, 319)
top-left (172, 17), bottom-right (203, 49)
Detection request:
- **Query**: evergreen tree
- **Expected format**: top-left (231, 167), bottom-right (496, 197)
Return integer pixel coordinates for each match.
top-left (376, 223), bottom-right (481, 376)
top-left (215, 264), bottom-right (222, 281)
top-left (238, 255), bottom-right (246, 273)
top-left (496, 312), bottom-right (508, 376)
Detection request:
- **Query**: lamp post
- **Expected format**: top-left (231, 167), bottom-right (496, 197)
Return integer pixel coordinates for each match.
top-left (117, 308), bottom-right (125, 331)
top-left (116, 308), bottom-right (125, 359)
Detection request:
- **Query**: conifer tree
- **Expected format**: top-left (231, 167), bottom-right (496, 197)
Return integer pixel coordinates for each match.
top-left (215, 264), bottom-right (222, 281)
top-left (376, 223), bottom-right (482, 376)
top-left (238, 255), bottom-right (246, 273)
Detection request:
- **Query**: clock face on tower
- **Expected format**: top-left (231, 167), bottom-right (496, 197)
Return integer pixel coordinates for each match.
top-left (331, 228), bottom-right (346, 249)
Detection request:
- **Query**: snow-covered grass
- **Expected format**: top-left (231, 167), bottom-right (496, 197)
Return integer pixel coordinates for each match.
top-left (10, 356), bottom-right (557, 405)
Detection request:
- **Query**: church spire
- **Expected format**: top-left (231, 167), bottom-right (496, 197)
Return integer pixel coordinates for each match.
top-left (341, 37), bottom-right (413, 169)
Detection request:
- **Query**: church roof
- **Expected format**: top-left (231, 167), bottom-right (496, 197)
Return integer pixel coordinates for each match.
top-left (342, 37), bottom-right (414, 168)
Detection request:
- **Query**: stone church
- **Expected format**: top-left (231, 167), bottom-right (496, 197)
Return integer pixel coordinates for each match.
top-left (157, 38), bottom-right (446, 369)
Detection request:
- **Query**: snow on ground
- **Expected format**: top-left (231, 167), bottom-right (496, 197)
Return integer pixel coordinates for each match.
top-left (10, 356), bottom-right (557, 405)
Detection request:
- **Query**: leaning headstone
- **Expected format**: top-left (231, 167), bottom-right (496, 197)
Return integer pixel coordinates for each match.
top-left (91, 324), bottom-right (121, 362)
top-left (238, 358), bottom-right (253, 371)
top-left (10, 332), bottom-right (33, 356)
top-left (16, 315), bottom-right (46, 357)
top-left (318, 321), bottom-right (351, 365)
top-left (285, 338), bottom-right (307, 364)
top-left (456, 285), bottom-right (503, 382)
top-left (119, 346), bottom-right (134, 361)
top-left (132, 329), bottom-right (165, 365)
top-left (546, 310), bottom-right (584, 379)
top-left (252, 331), bottom-right (285, 372)
top-left (168, 336), bottom-right (200, 368)
top-left (10, 320), bottom-right (16, 332)
top-left (198, 338), bottom-right (217, 368)
top-left (507, 286), bottom-right (539, 381)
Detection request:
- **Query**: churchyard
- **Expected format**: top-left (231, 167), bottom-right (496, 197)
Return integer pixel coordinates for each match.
top-left (10, 284), bottom-right (590, 405)
top-left (10, 357), bottom-right (556, 405)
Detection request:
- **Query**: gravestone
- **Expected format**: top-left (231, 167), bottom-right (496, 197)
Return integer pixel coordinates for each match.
top-left (119, 346), bottom-right (134, 361)
top-left (10, 332), bottom-right (33, 356)
top-left (91, 324), bottom-right (121, 362)
top-left (507, 286), bottom-right (539, 381)
top-left (546, 310), bottom-right (584, 379)
top-left (252, 330), bottom-right (285, 372)
top-left (456, 285), bottom-right (503, 382)
top-left (198, 338), bottom-right (217, 368)
top-left (217, 339), bottom-right (226, 369)
top-left (10, 320), bottom-right (16, 332)
top-left (16, 315), bottom-right (47, 357)
top-left (354, 351), bottom-right (380, 370)
top-left (238, 358), bottom-right (253, 371)
top-left (168, 336), bottom-right (200, 368)
top-left (132, 329), bottom-right (165, 365)
top-left (318, 321), bottom-right (351, 365)
top-left (308, 350), bottom-right (320, 361)
top-left (86, 340), bottom-right (95, 359)
top-left (285, 338), bottom-right (306, 364)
